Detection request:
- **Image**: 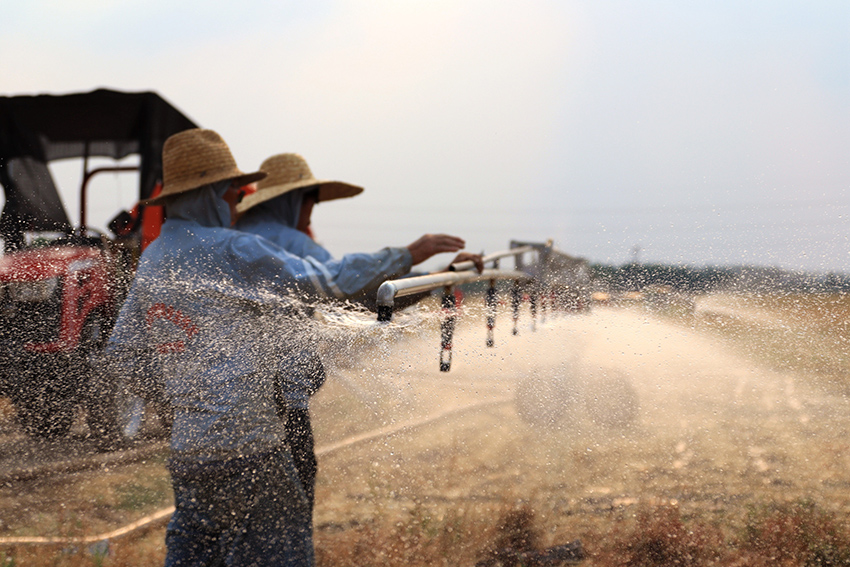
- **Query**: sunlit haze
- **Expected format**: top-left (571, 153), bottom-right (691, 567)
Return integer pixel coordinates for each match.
top-left (3, 0), bottom-right (848, 272)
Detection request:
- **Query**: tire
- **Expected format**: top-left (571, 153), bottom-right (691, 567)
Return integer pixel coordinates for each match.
top-left (84, 368), bottom-right (121, 447)
top-left (77, 312), bottom-right (140, 448)
top-left (79, 311), bottom-right (108, 352)
top-left (149, 395), bottom-right (174, 434)
top-left (15, 386), bottom-right (75, 439)
top-left (80, 311), bottom-right (170, 443)
top-left (13, 353), bottom-right (77, 439)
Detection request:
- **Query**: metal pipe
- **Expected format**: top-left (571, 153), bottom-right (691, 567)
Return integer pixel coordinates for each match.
top-left (439, 287), bottom-right (456, 372)
top-left (485, 278), bottom-right (496, 347)
top-left (511, 280), bottom-right (521, 336)
top-left (376, 246), bottom-right (534, 323)
top-left (376, 268), bottom-right (529, 322)
top-left (447, 246), bottom-right (534, 273)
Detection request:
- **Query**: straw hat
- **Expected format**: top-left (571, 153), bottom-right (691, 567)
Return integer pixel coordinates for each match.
top-left (236, 153), bottom-right (363, 214)
top-left (142, 129), bottom-right (266, 205)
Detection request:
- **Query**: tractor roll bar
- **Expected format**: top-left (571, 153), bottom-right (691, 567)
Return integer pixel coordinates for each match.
top-left (80, 166), bottom-right (139, 231)
top-left (376, 246), bottom-right (535, 322)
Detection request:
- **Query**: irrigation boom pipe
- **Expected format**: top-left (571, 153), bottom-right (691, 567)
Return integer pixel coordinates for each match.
top-left (376, 247), bottom-right (535, 323)
top-left (376, 268), bottom-right (529, 322)
top-left (376, 246), bottom-right (536, 373)
top-left (446, 246), bottom-right (534, 273)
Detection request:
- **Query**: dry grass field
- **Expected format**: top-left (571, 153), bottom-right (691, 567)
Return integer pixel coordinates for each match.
top-left (3, 292), bottom-right (850, 566)
top-left (691, 292), bottom-right (850, 391)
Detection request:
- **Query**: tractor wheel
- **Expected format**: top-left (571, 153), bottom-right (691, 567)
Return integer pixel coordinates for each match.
top-left (15, 387), bottom-right (75, 439)
top-left (76, 312), bottom-right (134, 448)
top-left (113, 376), bottom-right (146, 440)
top-left (84, 369), bottom-right (122, 447)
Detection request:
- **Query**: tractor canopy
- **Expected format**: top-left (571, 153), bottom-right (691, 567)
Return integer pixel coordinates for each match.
top-left (0, 88), bottom-right (197, 250)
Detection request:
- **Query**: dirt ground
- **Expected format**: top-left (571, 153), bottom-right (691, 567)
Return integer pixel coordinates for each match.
top-left (3, 298), bottom-right (850, 553)
top-left (312, 301), bottom-right (850, 540)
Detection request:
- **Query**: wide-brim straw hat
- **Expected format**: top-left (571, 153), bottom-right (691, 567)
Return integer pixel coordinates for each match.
top-left (141, 128), bottom-right (266, 206)
top-left (236, 153), bottom-right (363, 215)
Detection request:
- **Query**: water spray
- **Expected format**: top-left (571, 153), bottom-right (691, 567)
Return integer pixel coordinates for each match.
top-left (439, 286), bottom-right (456, 372)
top-left (375, 242), bottom-right (591, 371)
top-left (376, 247), bottom-right (532, 371)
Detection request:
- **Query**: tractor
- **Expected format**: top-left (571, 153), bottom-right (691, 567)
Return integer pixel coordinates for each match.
top-left (0, 88), bottom-right (195, 441)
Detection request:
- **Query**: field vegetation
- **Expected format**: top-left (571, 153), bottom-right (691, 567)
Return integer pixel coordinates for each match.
top-left (5, 498), bottom-right (850, 566)
top-left (667, 292), bottom-right (850, 392)
top-left (4, 290), bottom-right (850, 566)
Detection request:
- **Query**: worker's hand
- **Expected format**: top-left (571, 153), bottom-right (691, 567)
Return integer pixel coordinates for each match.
top-left (406, 234), bottom-right (466, 265)
top-left (449, 252), bottom-right (485, 273)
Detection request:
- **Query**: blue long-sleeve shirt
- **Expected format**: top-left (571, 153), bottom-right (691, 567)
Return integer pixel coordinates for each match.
top-left (235, 188), bottom-right (412, 302)
top-left (234, 189), bottom-right (414, 409)
top-left (107, 183), bottom-right (394, 462)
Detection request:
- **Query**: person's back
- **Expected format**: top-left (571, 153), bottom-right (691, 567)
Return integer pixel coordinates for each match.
top-left (107, 130), bottom-right (335, 566)
top-left (123, 217), bottom-right (287, 460)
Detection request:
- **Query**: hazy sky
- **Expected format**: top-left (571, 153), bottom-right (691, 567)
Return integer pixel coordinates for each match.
top-left (3, 0), bottom-right (849, 272)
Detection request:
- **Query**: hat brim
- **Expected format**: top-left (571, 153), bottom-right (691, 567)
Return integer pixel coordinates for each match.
top-left (236, 179), bottom-right (363, 214)
top-left (140, 170), bottom-right (267, 207)
top-left (317, 181), bottom-right (364, 203)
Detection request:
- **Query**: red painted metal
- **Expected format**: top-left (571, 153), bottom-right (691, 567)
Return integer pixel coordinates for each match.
top-left (0, 246), bottom-right (115, 353)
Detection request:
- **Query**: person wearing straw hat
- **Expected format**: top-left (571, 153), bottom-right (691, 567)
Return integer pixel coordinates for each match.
top-left (236, 153), bottom-right (483, 303)
top-left (106, 130), bottom-right (354, 566)
top-left (234, 153), bottom-right (483, 516)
